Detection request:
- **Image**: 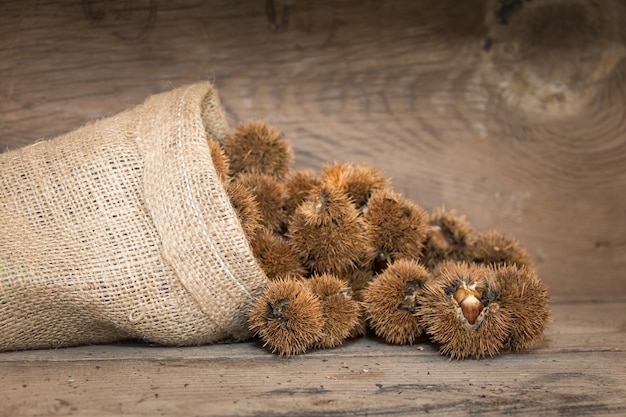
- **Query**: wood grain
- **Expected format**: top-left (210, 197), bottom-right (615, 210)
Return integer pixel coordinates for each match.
top-left (1, 0), bottom-right (625, 296)
top-left (1, 299), bottom-right (625, 416)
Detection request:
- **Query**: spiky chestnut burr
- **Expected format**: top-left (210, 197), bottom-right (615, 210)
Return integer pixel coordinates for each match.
top-left (420, 208), bottom-right (475, 271)
top-left (495, 264), bottom-right (551, 351)
top-left (283, 169), bottom-right (321, 217)
top-left (319, 162), bottom-right (388, 210)
top-left (307, 274), bottom-right (362, 349)
top-left (225, 180), bottom-right (262, 240)
top-left (207, 139), bottom-right (230, 183)
top-left (248, 278), bottom-right (324, 356)
top-left (363, 259), bottom-right (431, 345)
top-left (222, 120), bottom-right (294, 179)
top-left (471, 230), bottom-right (533, 269)
top-left (251, 228), bottom-right (307, 281)
top-left (349, 310), bottom-right (370, 338)
top-left (338, 268), bottom-right (375, 301)
top-left (287, 186), bottom-right (373, 275)
top-left (419, 262), bottom-right (512, 359)
top-left (234, 172), bottom-right (288, 235)
top-left (335, 268), bottom-right (373, 338)
top-left (362, 190), bottom-right (428, 274)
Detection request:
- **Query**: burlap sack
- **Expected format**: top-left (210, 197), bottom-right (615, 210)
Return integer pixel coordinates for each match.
top-left (0, 82), bottom-right (268, 351)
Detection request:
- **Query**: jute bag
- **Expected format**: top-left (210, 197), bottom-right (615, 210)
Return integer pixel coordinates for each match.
top-left (0, 82), bottom-right (268, 351)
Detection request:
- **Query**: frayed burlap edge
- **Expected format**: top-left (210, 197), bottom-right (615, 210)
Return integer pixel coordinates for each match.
top-left (134, 83), bottom-right (268, 339)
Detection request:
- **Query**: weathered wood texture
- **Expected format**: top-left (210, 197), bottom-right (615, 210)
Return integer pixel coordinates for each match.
top-left (1, 0), bottom-right (625, 296)
top-left (1, 298), bottom-right (625, 416)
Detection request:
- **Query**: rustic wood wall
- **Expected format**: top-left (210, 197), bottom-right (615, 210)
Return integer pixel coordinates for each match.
top-left (1, 0), bottom-right (625, 297)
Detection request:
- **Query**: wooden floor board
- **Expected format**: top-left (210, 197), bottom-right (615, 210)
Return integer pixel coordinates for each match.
top-left (1, 299), bottom-right (625, 417)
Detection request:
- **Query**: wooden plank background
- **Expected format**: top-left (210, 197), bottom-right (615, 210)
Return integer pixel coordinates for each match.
top-left (1, 0), bottom-right (625, 297)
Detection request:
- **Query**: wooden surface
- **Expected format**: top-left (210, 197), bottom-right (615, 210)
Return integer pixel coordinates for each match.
top-left (1, 298), bottom-right (624, 416)
top-left (0, 1), bottom-right (625, 296)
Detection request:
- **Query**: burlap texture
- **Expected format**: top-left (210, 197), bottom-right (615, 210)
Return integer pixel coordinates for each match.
top-left (0, 82), bottom-right (268, 351)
